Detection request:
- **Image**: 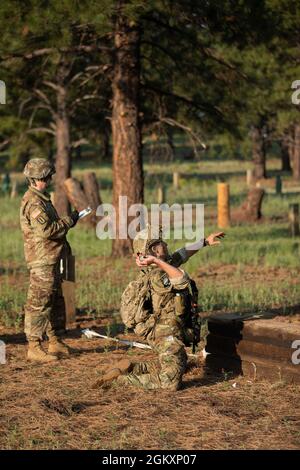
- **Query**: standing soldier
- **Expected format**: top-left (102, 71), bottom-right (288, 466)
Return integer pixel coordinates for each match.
top-left (20, 158), bottom-right (79, 363)
top-left (97, 225), bottom-right (225, 390)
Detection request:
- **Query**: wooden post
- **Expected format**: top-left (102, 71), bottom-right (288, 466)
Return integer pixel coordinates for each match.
top-left (10, 180), bottom-right (17, 198)
top-left (173, 171), bottom-right (180, 190)
top-left (275, 175), bottom-right (282, 195)
top-left (157, 185), bottom-right (166, 205)
top-left (246, 169), bottom-right (254, 187)
top-left (289, 204), bottom-right (299, 236)
top-left (217, 183), bottom-right (230, 228)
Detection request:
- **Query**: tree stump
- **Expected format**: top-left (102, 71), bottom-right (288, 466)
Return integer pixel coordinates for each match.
top-left (64, 177), bottom-right (94, 226)
top-left (240, 187), bottom-right (265, 221)
top-left (82, 172), bottom-right (102, 225)
top-left (64, 178), bottom-right (89, 211)
top-left (82, 172), bottom-right (102, 208)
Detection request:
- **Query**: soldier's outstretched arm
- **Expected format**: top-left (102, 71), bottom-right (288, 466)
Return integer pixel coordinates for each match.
top-left (173, 232), bottom-right (226, 265)
top-left (28, 203), bottom-right (75, 239)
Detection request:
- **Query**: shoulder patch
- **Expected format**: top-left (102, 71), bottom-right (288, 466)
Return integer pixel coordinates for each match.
top-left (31, 207), bottom-right (43, 220)
top-left (162, 274), bottom-right (171, 287)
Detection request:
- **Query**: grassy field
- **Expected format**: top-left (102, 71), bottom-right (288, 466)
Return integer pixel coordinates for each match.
top-left (0, 158), bottom-right (300, 450)
top-left (0, 158), bottom-right (299, 329)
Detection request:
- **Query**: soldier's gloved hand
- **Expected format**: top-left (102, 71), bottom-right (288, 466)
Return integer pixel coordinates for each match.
top-left (70, 210), bottom-right (79, 227)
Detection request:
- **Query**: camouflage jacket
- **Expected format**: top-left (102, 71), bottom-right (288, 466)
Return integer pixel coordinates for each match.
top-left (20, 187), bottom-right (73, 268)
top-left (134, 248), bottom-right (194, 339)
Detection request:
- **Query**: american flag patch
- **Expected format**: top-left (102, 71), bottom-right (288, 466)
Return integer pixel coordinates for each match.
top-left (31, 207), bottom-right (42, 219)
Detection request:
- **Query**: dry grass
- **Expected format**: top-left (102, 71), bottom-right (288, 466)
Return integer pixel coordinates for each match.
top-left (0, 321), bottom-right (299, 450)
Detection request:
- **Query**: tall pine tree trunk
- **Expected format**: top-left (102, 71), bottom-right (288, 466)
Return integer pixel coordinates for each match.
top-left (293, 124), bottom-right (300, 181)
top-left (54, 84), bottom-right (71, 217)
top-left (252, 126), bottom-right (266, 179)
top-left (102, 121), bottom-right (110, 161)
top-left (111, 3), bottom-right (143, 256)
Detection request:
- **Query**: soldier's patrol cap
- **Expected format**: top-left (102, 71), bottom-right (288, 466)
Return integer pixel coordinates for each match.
top-left (23, 158), bottom-right (55, 179)
top-left (133, 224), bottom-right (163, 255)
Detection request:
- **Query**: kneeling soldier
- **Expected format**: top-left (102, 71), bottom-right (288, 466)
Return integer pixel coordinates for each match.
top-left (102, 225), bottom-right (224, 390)
top-left (20, 158), bottom-right (79, 363)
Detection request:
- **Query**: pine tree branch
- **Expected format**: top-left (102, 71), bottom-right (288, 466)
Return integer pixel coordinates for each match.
top-left (0, 45), bottom-right (111, 62)
top-left (69, 94), bottom-right (99, 113)
top-left (42, 81), bottom-right (63, 93)
top-left (142, 82), bottom-right (223, 117)
top-left (158, 116), bottom-right (207, 153)
top-left (26, 127), bottom-right (56, 136)
top-left (0, 139), bottom-right (10, 151)
top-left (141, 40), bottom-right (181, 66)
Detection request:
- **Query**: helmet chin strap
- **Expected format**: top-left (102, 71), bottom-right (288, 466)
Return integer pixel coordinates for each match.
top-left (28, 178), bottom-right (37, 187)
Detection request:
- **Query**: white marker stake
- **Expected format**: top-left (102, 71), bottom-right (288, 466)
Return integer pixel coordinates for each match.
top-left (82, 328), bottom-right (152, 350)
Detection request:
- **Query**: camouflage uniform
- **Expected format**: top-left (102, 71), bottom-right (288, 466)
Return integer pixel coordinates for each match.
top-left (120, 227), bottom-right (197, 391)
top-left (20, 166), bottom-right (74, 342)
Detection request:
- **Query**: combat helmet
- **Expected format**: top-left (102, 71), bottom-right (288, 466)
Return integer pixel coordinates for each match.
top-left (133, 224), bottom-right (163, 255)
top-left (23, 158), bottom-right (55, 179)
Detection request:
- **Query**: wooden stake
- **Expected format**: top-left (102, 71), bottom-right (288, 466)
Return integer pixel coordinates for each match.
top-left (217, 183), bottom-right (230, 228)
top-left (289, 204), bottom-right (300, 237)
top-left (157, 185), bottom-right (166, 204)
top-left (246, 169), bottom-right (254, 187)
top-left (173, 171), bottom-right (180, 189)
top-left (10, 180), bottom-right (17, 198)
top-left (275, 175), bottom-right (282, 195)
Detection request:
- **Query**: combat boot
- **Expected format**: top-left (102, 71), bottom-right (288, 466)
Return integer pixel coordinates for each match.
top-left (27, 340), bottom-right (58, 363)
top-left (93, 359), bottom-right (133, 388)
top-left (48, 336), bottom-right (70, 357)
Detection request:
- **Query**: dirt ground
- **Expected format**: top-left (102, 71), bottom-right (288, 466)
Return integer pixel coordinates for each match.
top-left (0, 316), bottom-right (300, 450)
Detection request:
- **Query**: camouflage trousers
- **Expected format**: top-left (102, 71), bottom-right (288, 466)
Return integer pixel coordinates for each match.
top-left (119, 323), bottom-right (187, 391)
top-left (24, 262), bottom-right (66, 341)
